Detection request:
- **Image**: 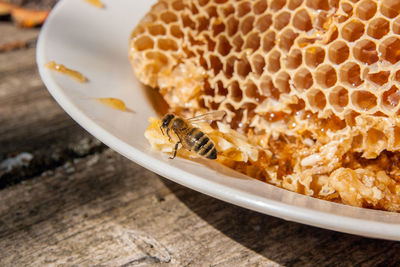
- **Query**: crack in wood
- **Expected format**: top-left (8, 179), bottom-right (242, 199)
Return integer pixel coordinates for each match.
top-left (0, 137), bottom-right (107, 189)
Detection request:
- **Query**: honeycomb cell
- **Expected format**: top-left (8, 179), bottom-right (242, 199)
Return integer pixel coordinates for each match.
top-left (262, 31), bottom-right (276, 52)
top-left (305, 46), bottom-right (325, 68)
top-left (198, 0), bottom-right (209, 6)
top-left (329, 86), bottom-right (349, 112)
top-left (351, 90), bottom-right (377, 111)
top-left (206, 5), bottom-right (218, 18)
top-left (294, 68), bottom-right (313, 91)
top-left (275, 71), bottom-right (291, 93)
top-left (379, 37), bottom-right (400, 64)
top-left (382, 85), bottom-right (400, 109)
top-left (197, 16), bottom-right (210, 32)
top-left (245, 81), bottom-right (260, 99)
top-left (274, 11), bottom-right (291, 30)
top-left (221, 3), bottom-right (235, 17)
top-left (271, 0), bottom-right (286, 11)
top-left (216, 80), bottom-right (228, 96)
top-left (210, 54), bottom-right (223, 75)
top-left (253, 0), bottom-right (268, 14)
top-left (393, 17), bottom-right (400, 34)
top-left (395, 70), bottom-right (400, 82)
top-left (212, 20), bottom-right (225, 37)
top-left (286, 48), bottom-right (302, 69)
top-left (224, 56), bottom-right (236, 78)
top-left (341, 2), bottom-right (353, 14)
top-left (240, 16), bottom-right (255, 35)
top-left (279, 29), bottom-right (298, 52)
top-left (367, 18), bottom-right (390, 39)
top-left (341, 20), bottom-right (365, 42)
top-left (148, 24), bottom-right (167, 36)
top-left (217, 35), bottom-right (232, 56)
top-left (251, 54), bottom-right (266, 76)
top-left (367, 71), bottom-right (390, 86)
top-left (268, 50), bottom-right (281, 73)
top-left (353, 39), bottom-right (378, 65)
top-left (288, 0), bottom-right (302, 10)
top-left (307, 89), bottom-right (327, 110)
top-left (172, 0), bottom-right (184, 11)
top-left (340, 62), bottom-right (362, 86)
top-left (256, 14), bottom-right (273, 32)
top-left (238, 1), bottom-right (251, 17)
top-left (366, 128), bottom-right (386, 149)
top-left (293, 9), bottom-right (313, 31)
top-left (355, 0), bottom-right (377, 20)
top-left (233, 35), bottom-right (244, 51)
top-left (160, 11), bottom-right (178, 24)
top-left (306, 0), bottom-right (330, 10)
top-left (315, 65), bottom-right (337, 88)
top-left (134, 35), bottom-right (154, 51)
top-left (230, 80), bottom-right (243, 102)
top-left (227, 17), bottom-right (239, 37)
top-left (328, 41), bottom-right (350, 64)
top-left (244, 32), bottom-right (261, 51)
top-left (380, 0), bottom-right (400, 19)
top-left (236, 57), bottom-right (252, 78)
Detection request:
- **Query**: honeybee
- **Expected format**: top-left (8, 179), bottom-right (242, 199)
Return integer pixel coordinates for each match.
top-left (160, 110), bottom-right (226, 160)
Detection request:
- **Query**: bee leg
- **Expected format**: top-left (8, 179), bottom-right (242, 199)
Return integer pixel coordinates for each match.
top-left (170, 141), bottom-right (181, 159)
top-left (160, 126), bottom-right (165, 136)
top-left (166, 128), bottom-right (172, 142)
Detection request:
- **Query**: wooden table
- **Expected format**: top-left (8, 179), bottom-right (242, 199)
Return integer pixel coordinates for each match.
top-left (2, 20), bottom-right (400, 267)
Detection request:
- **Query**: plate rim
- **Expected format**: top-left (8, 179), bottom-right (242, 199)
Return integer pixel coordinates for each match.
top-left (36, 0), bottom-right (400, 241)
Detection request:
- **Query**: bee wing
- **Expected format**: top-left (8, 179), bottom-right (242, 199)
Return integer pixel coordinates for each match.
top-left (187, 110), bottom-right (226, 123)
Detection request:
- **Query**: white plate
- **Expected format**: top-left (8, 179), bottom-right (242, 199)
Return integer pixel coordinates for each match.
top-left (37, 0), bottom-right (400, 240)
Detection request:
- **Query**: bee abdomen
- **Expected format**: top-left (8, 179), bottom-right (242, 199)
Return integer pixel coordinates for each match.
top-left (199, 142), bottom-right (217, 159)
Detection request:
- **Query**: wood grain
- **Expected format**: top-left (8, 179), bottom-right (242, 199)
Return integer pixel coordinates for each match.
top-left (1, 19), bottom-right (400, 267)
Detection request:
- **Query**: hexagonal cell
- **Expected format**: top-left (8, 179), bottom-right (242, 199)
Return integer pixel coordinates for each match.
top-left (274, 11), bottom-right (291, 30)
top-left (172, 0), bottom-right (184, 11)
top-left (340, 62), bottom-right (362, 87)
top-left (255, 14), bottom-right (272, 32)
top-left (275, 71), bottom-right (291, 93)
top-left (245, 81), bottom-right (261, 99)
top-left (353, 39), bottom-right (378, 65)
top-left (328, 41), bottom-right (350, 64)
top-left (288, 0), bottom-right (302, 10)
top-left (209, 54), bottom-right (223, 75)
top-left (253, 0), bottom-right (268, 15)
top-left (134, 35), bottom-right (154, 51)
top-left (367, 71), bottom-right (390, 85)
top-left (329, 86), bottom-right (349, 112)
top-left (160, 11), bottom-right (178, 24)
top-left (262, 31), bottom-right (276, 52)
top-left (351, 90), bottom-right (377, 111)
top-left (379, 37), bottom-right (400, 64)
top-left (148, 24), bottom-right (167, 36)
top-left (355, 0), bottom-right (377, 20)
top-left (236, 57), bottom-right (252, 78)
top-left (306, 0), bottom-right (330, 10)
top-left (307, 89), bottom-right (327, 110)
top-left (251, 54), bottom-right (266, 76)
top-left (270, 0), bottom-right (286, 11)
top-left (221, 3), bottom-right (234, 17)
top-left (212, 20), bottom-right (226, 37)
top-left (279, 28), bottom-right (298, 52)
top-left (380, 0), bottom-right (400, 19)
top-left (293, 9), bottom-right (313, 31)
top-left (305, 46), bottom-right (325, 68)
top-left (382, 85), bottom-right (400, 109)
top-left (341, 20), bottom-right (365, 42)
top-left (238, 1), bottom-right (252, 17)
top-left (315, 65), bottom-right (337, 88)
top-left (224, 56), bottom-right (236, 78)
top-left (240, 16), bottom-right (255, 35)
top-left (170, 25), bottom-right (184, 38)
top-left (244, 32), bottom-right (261, 51)
top-left (393, 17), bottom-right (400, 34)
top-left (285, 48), bottom-right (302, 69)
top-left (294, 68), bottom-right (313, 91)
top-left (216, 80), bottom-right (228, 96)
top-left (367, 18), bottom-right (390, 39)
top-left (233, 35), bottom-right (244, 52)
top-left (197, 16), bottom-right (210, 32)
top-left (268, 50), bottom-right (281, 73)
top-left (366, 128), bottom-right (386, 149)
top-left (227, 17), bottom-right (239, 36)
top-left (229, 80), bottom-right (243, 102)
top-left (341, 2), bottom-right (353, 14)
top-left (217, 35), bottom-right (232, 56)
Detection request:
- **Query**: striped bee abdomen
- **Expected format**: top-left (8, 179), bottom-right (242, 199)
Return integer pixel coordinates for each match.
top-left (184, 128), bottom-right (217, 159)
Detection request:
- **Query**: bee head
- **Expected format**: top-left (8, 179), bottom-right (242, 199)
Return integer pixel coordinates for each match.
top-left (161, 114), bottom-right (175, 129)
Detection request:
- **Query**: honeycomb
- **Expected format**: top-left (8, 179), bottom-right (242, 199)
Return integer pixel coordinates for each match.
top-left (130, 0), bottom-right (400, 211)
